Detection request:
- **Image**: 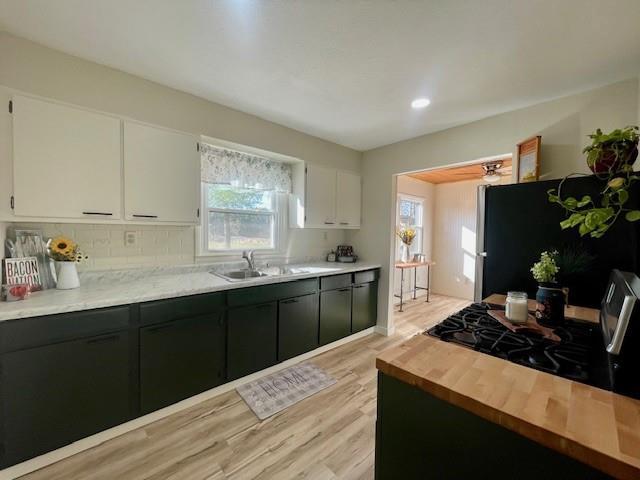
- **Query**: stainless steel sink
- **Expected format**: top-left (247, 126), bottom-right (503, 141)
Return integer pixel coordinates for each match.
top-left (212, 269), bottom-right (269, 282)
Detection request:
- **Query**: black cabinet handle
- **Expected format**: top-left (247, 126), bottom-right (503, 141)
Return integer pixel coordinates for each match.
top-left (132, 214), bottom-right (158, 219)
top-left (82, 211), bottom-right (113, 216)
top-left (324, 221), bottom-right (335, 225)
top-left (339, 222), bottom-right (349, 225)
top-left (86, 333), bottom-right (120, 344)
top-left (147, 323), bottom-right (175, 333)
top-left (282, 298), bottom-right (299, 304)
top-left (353, 285), bottom-right (366, 289)
top-left (337, 288), bottom-right (351, 292)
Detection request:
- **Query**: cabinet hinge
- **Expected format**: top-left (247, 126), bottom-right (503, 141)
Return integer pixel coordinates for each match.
top-left (10, 195), bottom-right (14, 210)
top-left (8, 101), bottom-right (12, 114)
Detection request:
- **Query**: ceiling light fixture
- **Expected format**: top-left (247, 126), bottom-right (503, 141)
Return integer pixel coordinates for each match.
top-left (483, 173), bottom-right (501, 183)
top-left (411, 98), bottom-right (431, 109)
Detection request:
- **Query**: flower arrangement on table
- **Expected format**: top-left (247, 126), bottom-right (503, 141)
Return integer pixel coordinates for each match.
top-left (46, 236), bottom-right (88, 290)
top-left (396, 226), bottom-right (416, 263)
top-left (396, 227), bottom-right (416, 246)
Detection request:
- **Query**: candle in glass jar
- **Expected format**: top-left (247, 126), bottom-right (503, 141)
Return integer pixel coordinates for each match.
top-left (506, 291), bottom-right (528, 324)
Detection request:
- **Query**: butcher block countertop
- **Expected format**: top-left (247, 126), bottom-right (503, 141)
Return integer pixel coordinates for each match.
top-left (377, 297), bottom-right (640, 480)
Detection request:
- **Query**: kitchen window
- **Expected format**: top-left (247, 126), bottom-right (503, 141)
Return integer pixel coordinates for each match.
top-left (199, 142), bottom-right (292, 254)
top-left (203, 184), bottom-right (276, 251)
top-left (396, 194), bottom-right (424, 259)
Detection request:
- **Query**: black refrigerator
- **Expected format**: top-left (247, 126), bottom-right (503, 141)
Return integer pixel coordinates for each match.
top-left (475, 175), bottom-right (640, 308)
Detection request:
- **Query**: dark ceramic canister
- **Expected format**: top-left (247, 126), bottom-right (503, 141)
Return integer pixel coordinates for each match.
top-left (535, 282), bottom-right (565, 327)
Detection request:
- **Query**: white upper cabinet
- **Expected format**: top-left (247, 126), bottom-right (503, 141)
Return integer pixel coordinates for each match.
top-left (12, 95), bottom-right (122, 219)
top-left (123, 121), bottom-right (200, 223)
top-left (291, 164), bottom-right (361, 229)
top-left (305, 164), bottom-right (337, 226)
top-left (336, 171), bottom-right (361, 228)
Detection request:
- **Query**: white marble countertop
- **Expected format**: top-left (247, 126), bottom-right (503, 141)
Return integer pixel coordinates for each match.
top-left (0, 262), bottom-right (381, 322)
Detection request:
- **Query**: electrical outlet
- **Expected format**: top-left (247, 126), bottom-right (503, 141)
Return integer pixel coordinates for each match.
top-left (125, 231), bottom-right (138, 247)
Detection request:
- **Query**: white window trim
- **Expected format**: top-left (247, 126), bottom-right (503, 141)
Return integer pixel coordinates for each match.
top-left (197, 184), bottom-right (287, 258)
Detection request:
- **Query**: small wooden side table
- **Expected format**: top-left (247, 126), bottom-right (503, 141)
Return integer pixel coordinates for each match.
top-left (394, 261), bottom-right (435, 312)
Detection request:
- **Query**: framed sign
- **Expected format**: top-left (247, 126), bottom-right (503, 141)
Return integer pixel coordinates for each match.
top-left (3, 256), bottom-right (42, 291)
top-left (517, 136), bottom-right (541, 183)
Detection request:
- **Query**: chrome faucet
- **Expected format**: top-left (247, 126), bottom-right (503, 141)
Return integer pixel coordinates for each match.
top-left (242, 250), bottom-right (256, 271)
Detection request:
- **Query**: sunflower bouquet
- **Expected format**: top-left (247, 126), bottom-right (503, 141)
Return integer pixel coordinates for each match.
top-left (396, 226), bottom-right (417, 246)
top-left (47, 236), bottom-right (88, 263)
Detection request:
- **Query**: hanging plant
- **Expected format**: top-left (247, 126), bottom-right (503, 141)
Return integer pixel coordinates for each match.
top-left (547, 126), bottom-right (640, 238)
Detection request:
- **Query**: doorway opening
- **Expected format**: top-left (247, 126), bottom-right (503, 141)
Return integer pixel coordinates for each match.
top-left (390, 154), bottom-right (513, 335)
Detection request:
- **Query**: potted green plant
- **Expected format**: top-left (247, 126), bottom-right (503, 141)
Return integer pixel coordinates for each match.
top-left (554, 244), bottom-right (596, 304)
top-left (548, 126), bottom-right (640, 238)
top-left (584, 126), bottom-right (639, 174)
top-left (531, 251), bottom-right (565, 326)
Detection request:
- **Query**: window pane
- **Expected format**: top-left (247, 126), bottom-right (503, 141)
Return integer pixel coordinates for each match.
top-left (208, 211), bottom-right (274, 250)
top-left (207, 184), bottom-right (273, 211)
top-left (399, 198), bottom-right (423, 226)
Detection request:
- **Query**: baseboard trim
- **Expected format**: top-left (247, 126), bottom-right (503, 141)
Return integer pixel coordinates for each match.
top-left (374, 324), bottom-right (394, 336)
top-left (0, 326), bottom-right (377, 479)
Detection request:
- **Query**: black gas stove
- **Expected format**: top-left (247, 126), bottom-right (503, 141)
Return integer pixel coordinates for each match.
top-left (425, 302), bottom-right (608, 388)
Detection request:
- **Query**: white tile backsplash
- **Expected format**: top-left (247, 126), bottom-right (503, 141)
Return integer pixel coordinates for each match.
top-left (4, 222), bottom-right (348, 271)
top-left (7, 223), bottom-right (195, 271)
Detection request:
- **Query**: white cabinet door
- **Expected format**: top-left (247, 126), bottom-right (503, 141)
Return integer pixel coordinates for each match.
top-left (12, 96), bottom-right (121, 219)
top-left (124, 121), bottom-right (200, 223)
top-left (336, 171), bottom-right (361, 228)
top-left (305, 164), bottom-right (337, 226)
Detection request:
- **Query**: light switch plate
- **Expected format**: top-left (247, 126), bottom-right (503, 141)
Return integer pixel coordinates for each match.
top-left (125, 231), bottom-right (138, 246)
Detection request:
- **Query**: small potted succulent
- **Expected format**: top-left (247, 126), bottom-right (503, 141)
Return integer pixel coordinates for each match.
top-left (396, 227), bottom-right (416, 263)
top-left (548, 126), bottom-right (640, 238)
top-left (47, 236), bottom-right (88, 290)
top-left (531, 250), bottom-right (565, 326)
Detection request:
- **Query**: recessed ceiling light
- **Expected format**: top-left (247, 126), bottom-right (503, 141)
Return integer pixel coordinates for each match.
top-left (411, 98), bottom-right (431, 109)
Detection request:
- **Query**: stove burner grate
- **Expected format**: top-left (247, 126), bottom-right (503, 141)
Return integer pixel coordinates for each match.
top-left (425, 302), bottom-right (596, 385)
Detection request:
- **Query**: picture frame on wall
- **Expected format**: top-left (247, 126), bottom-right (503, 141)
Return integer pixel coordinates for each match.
top-left (517, 135), bottom-right (541, 183)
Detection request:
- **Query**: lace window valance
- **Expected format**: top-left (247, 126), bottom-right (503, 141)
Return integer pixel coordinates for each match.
top-left (201, 143), bottom-right (292, 193)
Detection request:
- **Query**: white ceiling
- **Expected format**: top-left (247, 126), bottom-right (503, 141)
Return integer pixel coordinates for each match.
top-left (1, 0), bottom-right (639, 150)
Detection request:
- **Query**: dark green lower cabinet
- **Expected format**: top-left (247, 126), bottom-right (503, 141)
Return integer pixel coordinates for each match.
top-left (0, 270), bottom-right (381, 469)
top-left (319, 287), bottom-right (352, 345)
top-left (140, 313), bottom-right (226, 414)
top-left (278, 293), bottom-right (319, 361)
top-left (227, 302), bottom-right (278, 380)
top-left (1, 331), bottom-right (132, 467)
top-left (375, 373), bottom-right (612, 480)
top-left (352, 281), bottom-right (378, 332)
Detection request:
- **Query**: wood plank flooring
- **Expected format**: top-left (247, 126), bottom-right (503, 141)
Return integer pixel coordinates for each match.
top-left (20, 294), bottom-right (470, 480)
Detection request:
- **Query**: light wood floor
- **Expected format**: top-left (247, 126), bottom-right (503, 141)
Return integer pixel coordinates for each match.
top-left (20, 294), bottom-right (470, 480)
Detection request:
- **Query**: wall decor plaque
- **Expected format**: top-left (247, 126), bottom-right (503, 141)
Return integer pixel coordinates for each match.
top-left (3, 256), bottom-right (42, 291)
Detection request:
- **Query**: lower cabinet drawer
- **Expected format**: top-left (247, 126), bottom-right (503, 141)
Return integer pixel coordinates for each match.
top-left (140, 313), bottom-right (226, 414)
top-left (227, 302), bottom-right (278, 380)
top-left (320, 274), bottom-right (352, 291)
top-left (1, 330), bottom-right (132, 468)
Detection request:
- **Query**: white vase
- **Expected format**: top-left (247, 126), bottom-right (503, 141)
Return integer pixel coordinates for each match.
top-left (55, 261), bottom-right (80, 290)
top-left (401, 244), bottom-right (411, 263)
